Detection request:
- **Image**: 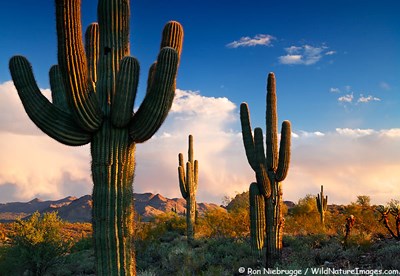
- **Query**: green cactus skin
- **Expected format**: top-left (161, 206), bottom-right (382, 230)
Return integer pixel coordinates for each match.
top-left (9, 0), bottom-right (183, 275)
top-left (178, 134), bottom-right (199, 242)
top-left (249, 182), bottom-right (265, 256)
top-left (240, 72), bottom-right (291, 267)
top-left (316, 185), bottom-right (328, 226)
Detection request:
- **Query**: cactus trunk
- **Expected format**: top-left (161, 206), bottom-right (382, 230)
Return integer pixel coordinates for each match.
top-left (265, 180), bottom-right (283, 267)
top-left (91, 121), bottom-right (136, 274)
top-left (240, 73), bottom-right (291, 268)
top-left (186, 187), bottom-right (196, 241)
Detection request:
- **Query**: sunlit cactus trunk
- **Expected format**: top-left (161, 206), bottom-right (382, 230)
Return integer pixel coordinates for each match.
top-left (240, 73), bottom-right (291, 268)
top-left (9, 0), bottom-right (183, 274)
top-left (91, 122), bottom-right (136, 274)
top-left (178, 135), bottom-right (198, 242)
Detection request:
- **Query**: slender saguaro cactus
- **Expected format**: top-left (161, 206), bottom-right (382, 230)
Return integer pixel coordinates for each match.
top-left (9, 0), bottom-right (183, 275)
top-left (249, 182), bottom-right (266, 256)
top-left (240, 72), bottom-right (291, 267)
top-left (316, 185), bottom-right (328, 226)
top-left (178, 134), bottom-right (198, 242)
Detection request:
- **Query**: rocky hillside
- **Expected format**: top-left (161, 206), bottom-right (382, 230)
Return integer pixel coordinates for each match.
top-left (0, 193), bottom-right (224, 223)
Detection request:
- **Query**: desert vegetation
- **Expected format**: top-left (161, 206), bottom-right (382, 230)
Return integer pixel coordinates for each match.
top-left (1, 194), bottom-right (400, 275)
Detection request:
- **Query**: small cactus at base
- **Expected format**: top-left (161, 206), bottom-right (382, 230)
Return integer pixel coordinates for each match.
top-left (178, 135), bottom-right (199, 242)
top-left (316, 185), bottom-right (328, 226)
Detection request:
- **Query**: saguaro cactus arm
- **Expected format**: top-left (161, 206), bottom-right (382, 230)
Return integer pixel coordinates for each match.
top-left (240, 103), bottom-right (257, 171)
top-left (276, 120), bottom-right (291, 182)
top-left (178, 153), bottom-right (188, 199)
top-left (9, 56), bottom-right (92, 146)
top-left (55, 0), bottom-right (103, 132)
top-left (84, 23), bottom-right (99, 85)
top-left (266, 73), bottom-right (279, 171)
top-left (129, 21), bottom-right (183, 143)
top-left (111, 57), bottom-right (140, 128)
top-left (249, 182), bottom-right (265, 254)
top-left (49, 65), bottom-right (69, 112)
top-left (193, 159), bottom-right (199, 191)
top-left (240, 103), bottom-right (272, 198)
top-left (129, 47), bottom-right (178, 143)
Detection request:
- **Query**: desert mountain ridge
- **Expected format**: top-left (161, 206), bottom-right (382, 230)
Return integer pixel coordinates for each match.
top-left (0, 193), bottom-right (225, 223)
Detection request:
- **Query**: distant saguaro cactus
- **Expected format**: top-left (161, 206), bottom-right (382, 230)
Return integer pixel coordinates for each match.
top-left (241, 72), bottom-right (291, 267)
top-left (316, 185), bottom-right (328, 226)
top-left (178, 134), bottom-right (199, 242)
top-left (9, 0), bottom-right (183, 275)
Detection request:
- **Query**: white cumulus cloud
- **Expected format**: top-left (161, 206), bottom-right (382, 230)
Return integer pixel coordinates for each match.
top-left (279, 44), bottom-right (335, 65)
top-left (338, 93), bottom-right (354, 103)
top-left (357, 95), bottom-right (381, 103)
top-left (226, 34), bottom-right (275, 48)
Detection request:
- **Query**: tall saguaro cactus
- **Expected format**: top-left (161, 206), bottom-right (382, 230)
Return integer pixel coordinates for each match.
top-left (178, 134), bottom-right (198, 242)
top-left (316, 185), bottom-right (328, 226)
top-left (9, 0), bottom-right (183, 275)
top-left (240, 72), bottom-right (291, 267)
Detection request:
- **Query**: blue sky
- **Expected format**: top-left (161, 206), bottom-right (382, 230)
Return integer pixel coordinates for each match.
top-left (0, 1), bottom-right (399, 205)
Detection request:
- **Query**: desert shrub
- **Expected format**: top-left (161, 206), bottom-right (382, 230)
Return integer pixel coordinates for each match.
top-left (313, 241), bottom-right (343, 265)
top-left (375, 241), bottom-right (400, 269)
top-left (281, 235), bottom-right (318, 268)
top-left (0, 211), bottom-right (71, 275)
top-left (285, 194), bottom-right (328, 235)
top-left (136, 212), bottom-right (186, 242)
top-left (136, 235), bottom-right (254, 275)
top-left (197, 208), bottom-right (249, 238)
top-left (290, 194), bottom-right (318, 216)
top-left (355, 195), bottom-right (371, 208)
top-left (56, 249), bottom-right (95, 276)
top-left (70, 235), bottom-right (93, 252)
top-left (225, 191), bottom-right (249, 213)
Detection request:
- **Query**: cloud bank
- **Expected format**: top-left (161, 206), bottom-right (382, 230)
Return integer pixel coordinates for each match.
top-left (289, 128), bottom-right (400, 205)
top-left (0, 81), bottom-right (399, 205)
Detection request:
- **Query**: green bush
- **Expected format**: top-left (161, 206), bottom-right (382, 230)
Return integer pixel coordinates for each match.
top-left (0, 211), bottom-right (71, 275)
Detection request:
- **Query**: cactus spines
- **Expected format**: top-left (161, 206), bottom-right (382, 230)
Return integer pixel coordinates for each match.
top-left (316, 185), bottom-right (328, 226)
top-left (9, 1), bottom-right (183, 275)
top-left (249, 182), bottom-right (265, 256)
top-left (178, 134), bottom-right (199, 242)
top-left (240, 72), bottom-right (291, 267)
